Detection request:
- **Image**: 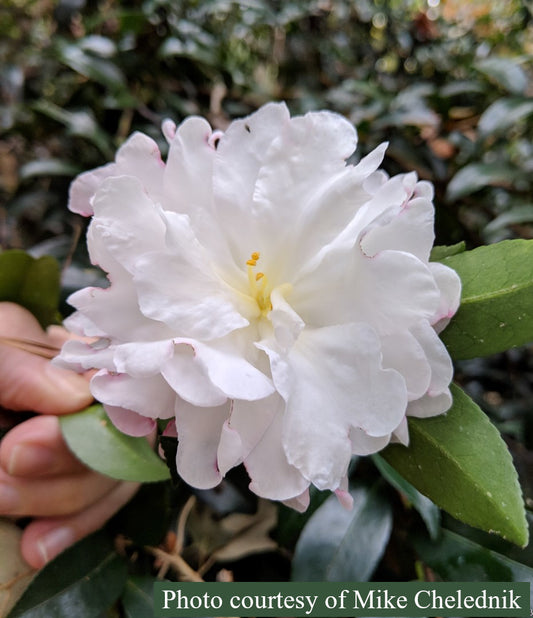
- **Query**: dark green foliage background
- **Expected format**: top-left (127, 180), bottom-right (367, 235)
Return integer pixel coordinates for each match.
top-left (1, 0), bottom-right (533, 613)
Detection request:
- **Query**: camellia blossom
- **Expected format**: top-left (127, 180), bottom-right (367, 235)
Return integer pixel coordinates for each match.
top-left (56, 102), bottom-right (461, 511)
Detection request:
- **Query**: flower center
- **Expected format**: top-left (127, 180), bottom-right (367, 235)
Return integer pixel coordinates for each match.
top-left (246, 252), bottom-right (272, 316)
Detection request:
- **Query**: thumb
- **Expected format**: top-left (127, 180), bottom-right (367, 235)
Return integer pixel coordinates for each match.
top-left (0, 303), bottom-right (93, 414)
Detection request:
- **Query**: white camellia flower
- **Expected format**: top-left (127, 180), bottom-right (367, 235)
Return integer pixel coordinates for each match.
top-left (56, 102), bottom-right (461, 511)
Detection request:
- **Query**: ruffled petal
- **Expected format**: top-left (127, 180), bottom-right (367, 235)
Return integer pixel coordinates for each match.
top-left (132, 211), bottom-right (249, 340)
top-left (282, 489), bottom-right (310, 512)
top-left (69, 162), bottom-right (117, 216)
top-left (411, 321), bottom-right (454, 396)
top-left (54, 338), bottom-right (116, 373)
top-left (429, 261), bottom-right (462, 331)
top-left (89, 175), bottom-right (166, 274)
top-left (90, 370), bottom-right (175, 418)
top-left (274, 324), bottom-right (407, 490)
top-left (161, 339), bottom-right (273, 405)
top-left (161, 344), bottom-right (227, 407)
top-left (113, 340), bottom-right (175, 377)
top-left (380, 331), bottom-right (431, 400)
top-left (349, 428), bottom-right (392, 456)
top-left (244, 405), bottom-right (310, 501)
top-left (69, 132), bottom-right (165, 216)
top-left (105, 405), bottom-right (156, 437)
top-left (175, 399), bottom-right (230, 489)
top-left (295, 246), bottom-right (440, 334)
top-left (163, 116), bottom-right (215, 217)
top-left (391, 416), bottom-right (410, 445)
top-left (360, 194), bottom-right (435, 262)
top-left (408, 388), bottom-right (453, 418)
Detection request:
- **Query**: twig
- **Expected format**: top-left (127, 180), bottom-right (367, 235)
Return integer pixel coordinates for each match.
top-left (145, 546), bottom-right (204, 582)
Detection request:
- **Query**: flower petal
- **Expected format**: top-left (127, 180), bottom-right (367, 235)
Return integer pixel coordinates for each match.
top-left (275, 324), bottom-right (407, 490)
top-left (69, 132), bottom-right (165, 216)
top-left (244, 405), bottom-right (310, 501)
top-left (295, 247), bottom-right (440, 334)
top-left (105, 405), bottom-right (156, 437)
top-left (161, 344), bottom-right (227, 407)
top-left (89, 175), bottom-right (166, 274)
top-left (90, 370), bottom-right (175, 418)
top-left (54, 338), bottom-right (116, 373)
top-left (380, 331), bottom-right (431, 400)
top-left (175, 399), bottom-right (230, 489)
top-left (408, 388), bottom-right (452, 418)
top-left (411, 321), bottom-right (454, 396)
top-left (113, 340), bottom-right (175, 377)
top-left (132, 211), bottom-right (249, 340)
top-left (429, 261), bottom-right (462, 331)
top-left (360, 194), bottom-right (436, 262)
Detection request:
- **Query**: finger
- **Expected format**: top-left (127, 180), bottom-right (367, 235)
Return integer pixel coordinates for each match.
top-left (0, 303), bottom-right (93, 414)
top-left (0, 467), bottom-right (118, 518)
top-left (0, 415), bottom-right (87, 477)
top-left (20, 481), bottom-right (140, 568)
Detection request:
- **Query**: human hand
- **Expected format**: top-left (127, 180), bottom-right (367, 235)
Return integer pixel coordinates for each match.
top-left (0, 302), bottom-right (139, 569)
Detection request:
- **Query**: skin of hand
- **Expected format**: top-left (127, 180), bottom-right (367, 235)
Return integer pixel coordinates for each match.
top-left (0, 302), bottom-right (140, 569)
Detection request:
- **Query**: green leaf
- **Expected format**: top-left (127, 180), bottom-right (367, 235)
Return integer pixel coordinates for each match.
top-left (439, 239), bottom-right (533, 359)
top-left (276, 485), bottom-right (330, 549)
top-left (55, 40), bottom-right (126, 91)
top-left (0, 250), bottom-right (61, 328)
top-left (291, 483), bottom-right (393, 582)
top-left (415, 529), bottom-right (533, 604)
top-left (382, 384), bottom-right (528, 546)
top-left (18, 159), bottom-right (81, 181)
top-left (110, 482), bottom-right (171, 546)
top-left (429, 241), bottom-right (465, 262)
top-left (478, 97), bottom-right (533, 137)
top-left (373, 454), bottom-right (441, 540)
top-left (60, 405), bottom-right (170, 482)
top-left (475, 57), bottom-right (528, 95)
top-left (446, 162), bottom-right (518, 202)
top-left (7, 530), bottom-right (127, 618)
top-left (121, 576), bottom-right (156, 618)
top-left (483, 204), bottom-right (533, 241)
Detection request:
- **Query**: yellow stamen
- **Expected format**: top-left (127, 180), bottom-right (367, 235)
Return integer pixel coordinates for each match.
top-left (246, 252), bottom-right (272, 315)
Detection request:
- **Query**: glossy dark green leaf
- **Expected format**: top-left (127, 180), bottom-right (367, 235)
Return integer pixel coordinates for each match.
top-left (373, 454), bottom-right (441, 540)
top-left (0, 250), bottom-right (61, 328)
top-left (60, 405), bottom-right (170, 482)
top-left (475, 57), bottom-right (528, 95)
top-left (415, 529), bottom-right (533, 605)
top-left (291, 483), bottom-right (393, 582)
top-left (7, 530), bottom-right (127, 618)
top-left (382, 384), bottom-right (528, 547)
top-left (446, 162), bottom-right (518, 202)
top-left (440, 239), bottom-right (533, 359)
top-left (121, 576), bottom-right (156, 618)
top-left (478, 97), bottom-right (533, 137)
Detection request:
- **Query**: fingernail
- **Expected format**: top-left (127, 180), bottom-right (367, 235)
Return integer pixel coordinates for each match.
top-left (0, 484), bottom-right (20, 512)
top-left (8, 444), bottom-right (57, 476)
top-left (37, 527), bottom-right (76, 564)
